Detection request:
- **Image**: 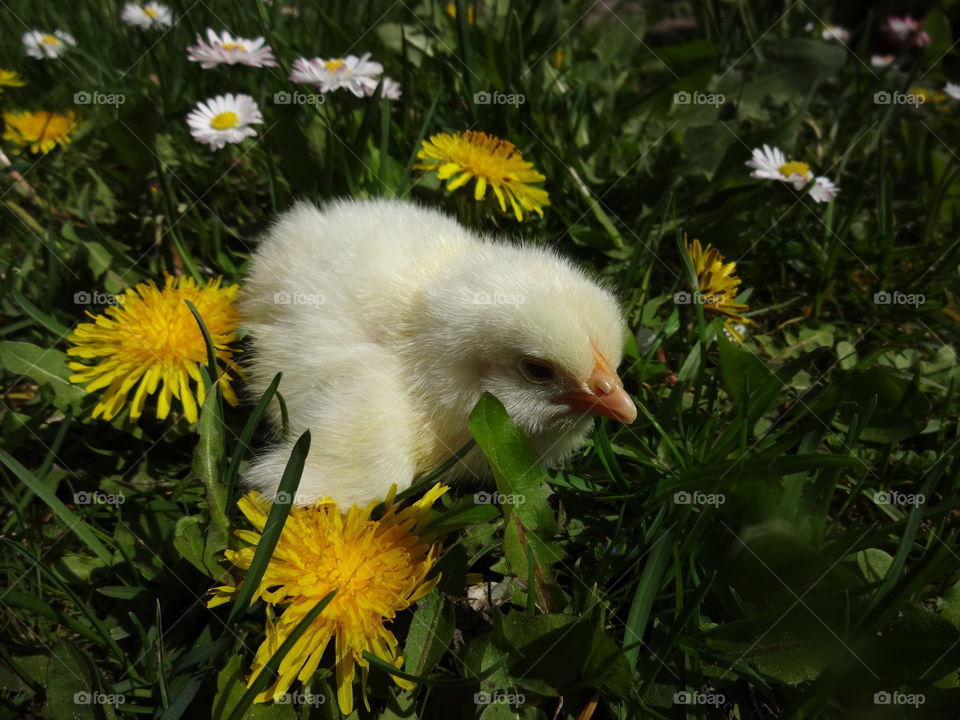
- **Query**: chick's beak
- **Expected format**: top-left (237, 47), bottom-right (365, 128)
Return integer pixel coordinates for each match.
top-left (555, 361), bottom-right (638, 424)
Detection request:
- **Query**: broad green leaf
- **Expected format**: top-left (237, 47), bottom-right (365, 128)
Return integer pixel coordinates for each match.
top-left (173, 514), bottom-right (218, 578)
top-left (0, 341), bottom-right (86, 412)
top-left (194, 381), bottom-right (229, 571)
top-left (468, 394), bottom-right (562, 610)
top-left (717, 329), bottom-right (769, 405)
top-left (498, 613), bottom-right (632, 697)
top-left (855, 548), bottom-right (894, 584)
top-left (43, 643), bottom-right (116, 720)
top-left (403, 586), bottom-right (454, 679)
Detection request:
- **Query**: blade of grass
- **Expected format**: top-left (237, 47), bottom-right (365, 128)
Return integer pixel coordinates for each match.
top-left (226, 591), bottom-right (336, 720)
top-left (623, 528), bottom-right (675, 672)
top-left (0, 449), bottom-right (113, 564)
top-left (223, 372), bottom-right (282, 498)
top-left (225, 430), bottom-right (310, 624)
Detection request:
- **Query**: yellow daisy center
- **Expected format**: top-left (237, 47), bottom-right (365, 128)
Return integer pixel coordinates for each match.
top-left (144, 6), bottom-right (158, 17)
top-left (325, 59), bottom-right (346, 72)
top-left (41, 34), bottom-right (61, 45)
top-left (210, 111), bottom-right (239, 130)
top-left (220, 42), bottom-right (245, 51)
top-left (779, 161), bottom-right (811, 178)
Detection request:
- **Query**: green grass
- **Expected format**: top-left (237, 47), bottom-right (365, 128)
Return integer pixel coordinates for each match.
top-left (2, 1), bottom-right (960, 719)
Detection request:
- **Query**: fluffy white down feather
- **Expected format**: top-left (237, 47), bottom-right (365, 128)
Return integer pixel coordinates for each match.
top-left (239, 198), bottom-right (636, 506)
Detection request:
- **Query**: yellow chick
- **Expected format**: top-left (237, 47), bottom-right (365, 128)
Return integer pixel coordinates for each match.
top-left (239, 199), bottom-right (637, 506)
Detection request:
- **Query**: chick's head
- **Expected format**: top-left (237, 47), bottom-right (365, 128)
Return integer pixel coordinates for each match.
top-left (409, 242), bottom-right (637, 464)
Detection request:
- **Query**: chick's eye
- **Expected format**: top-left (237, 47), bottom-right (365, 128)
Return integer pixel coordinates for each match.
top-left (519, 358), bottom-right (555, 383)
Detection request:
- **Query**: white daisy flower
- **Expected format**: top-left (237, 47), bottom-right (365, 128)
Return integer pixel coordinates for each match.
top-left (187, 29), bottom-right (277, 69)
top-left (290, 53), bottom-right (384, 97)
top-left (746, 144), bottom-right (793, 182)
top-left (121, 2), bottom-right (173, 29)
top-left (821, 25), bottom-right (850, 43)
top-left (808, 177), bottom-right (839, 203)
top-left (381, 77), bottom-right (402, 100)
top-left (746, 144), bottom-right (839, 202)
top-left (945, 83), bottom-right (960, 101)
top-left (186, 93), bottom-right (263, 150)
top-left (23, 30), bottom-right (76, 59)
top-left (883, 15), bottom-right (930, 47)
top-left (884, 15), bottom-right (920, 42)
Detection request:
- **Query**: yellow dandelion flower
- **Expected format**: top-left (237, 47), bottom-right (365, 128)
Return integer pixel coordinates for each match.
top-left (67, 274), bottom-right (242, 424)
top-left (415, 130), bottom-right (550, 221)
top-left (2, 110), bottom-right (78, 154)
top-left (0, 69), bottom-right (26, 93)
top-left (683, 236), bottom-right (751, 341)
top-left (908, 87), bottom-right (950, 110)
top-left (208, 484), bottom-right (450, 715)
